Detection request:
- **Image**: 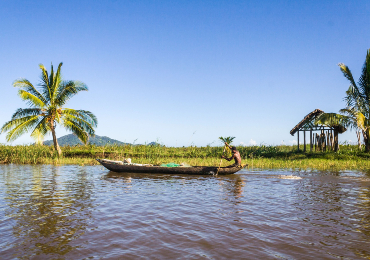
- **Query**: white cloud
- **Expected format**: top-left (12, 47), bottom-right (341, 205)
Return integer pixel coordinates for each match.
top-left (240, 142), bottom-right (245, 146)
top-left (289, 140), bottom-right (297, 145)
top-left (248, 139), bottom-right (257, 146)
top-left (281, 140), bottom-right (286, 145)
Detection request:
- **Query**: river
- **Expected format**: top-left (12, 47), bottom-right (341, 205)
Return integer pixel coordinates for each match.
top-left (0, 165), bottom-right (370, 259)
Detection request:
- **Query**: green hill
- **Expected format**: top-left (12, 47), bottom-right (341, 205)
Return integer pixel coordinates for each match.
top-left (43, 134), bottom-right (129, 146)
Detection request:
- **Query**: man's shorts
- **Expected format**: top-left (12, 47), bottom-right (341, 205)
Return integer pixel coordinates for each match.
top-left (226, 163), bottom-right (241, 168)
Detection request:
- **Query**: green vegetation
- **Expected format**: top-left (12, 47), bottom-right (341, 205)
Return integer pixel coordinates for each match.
top-left (1, 144), bottom-right (370, 171)
top-left (0, 62), bottom-right (97, 156)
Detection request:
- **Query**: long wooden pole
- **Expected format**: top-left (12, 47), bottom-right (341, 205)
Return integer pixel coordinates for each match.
top-left (297, 131), bottom-right (300, 151)
top-left (216, 145), bottom-right (227, 175)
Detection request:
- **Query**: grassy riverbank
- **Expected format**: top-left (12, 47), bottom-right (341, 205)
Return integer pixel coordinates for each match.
top-left (1, 143), bottom-right (370, 171)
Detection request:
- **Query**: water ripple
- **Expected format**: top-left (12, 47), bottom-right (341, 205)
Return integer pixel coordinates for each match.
top-left (0, 166), bottom-right (370, 259)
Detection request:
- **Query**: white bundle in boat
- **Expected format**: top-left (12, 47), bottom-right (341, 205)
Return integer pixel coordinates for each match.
top-left (101, 159), bottom-right (124, 165)
top-left (100, 158), bottom-right (152, 167)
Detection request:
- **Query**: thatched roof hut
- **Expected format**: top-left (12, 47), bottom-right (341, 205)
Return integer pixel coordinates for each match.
top-left (290, 109), bottom-right (346, 152)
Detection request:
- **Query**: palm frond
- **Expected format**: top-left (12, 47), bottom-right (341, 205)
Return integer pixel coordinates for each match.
top-left (55, 81), bottom-right (88, 106)
top-left (18, 90), bottom-right (46, 108)
top-left (358, 49), bottom-right (370, 103)
top-left (11, 108), bottom-right (42, 119)
top-left (49, 63), bottom-right (55, 97)
top-left (39, 64), bottom-right (52, 102)
top-left (62, 119), bottom-right (89, 144)
top-left (356, 112), bottom-right (367, 130)
top-left (62, 114), bottom-right (95, 136)
top-left (2, 116), bottom-right (33, 133)
top-left (52, 62), bottom-right (63, 101)
top-left (2, 115), bottom-right (40, 142)
top-left (338, 63), bottom-right (364, 106)
top-left (62, 109), bottom-right (98, 127)
top-left (13, 79), bottom-right (47, 106)
top-left (32, 128), bottom-right (44, 145)
top-left (31, 117), bottom-right (49, 143)
top-left (315, 113), bottom-right (351, 129)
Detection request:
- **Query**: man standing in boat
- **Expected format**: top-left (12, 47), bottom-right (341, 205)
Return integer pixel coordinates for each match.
top-left (222, 142), bottom-right (242, 168)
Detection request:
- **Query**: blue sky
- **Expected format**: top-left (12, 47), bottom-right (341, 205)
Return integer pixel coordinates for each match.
top-left (0, 0), bottom-right (369, 146)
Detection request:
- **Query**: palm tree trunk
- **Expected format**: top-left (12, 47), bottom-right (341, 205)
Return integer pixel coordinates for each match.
top-left (334, 129), bottom-right (339, 152)
top-left (364, 129), bottom-right (370, 152)
top-left (357, 131), bottom-right (362, 150)
top-left (50, 124), bottom-right (62, 156)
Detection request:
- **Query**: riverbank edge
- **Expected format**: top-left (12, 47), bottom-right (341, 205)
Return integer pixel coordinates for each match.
top-left (2, 157), bottom-right (370, 172)
top-left (1, 144), bottom-right (370, 171)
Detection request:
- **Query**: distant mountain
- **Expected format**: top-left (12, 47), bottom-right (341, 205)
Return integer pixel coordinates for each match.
top-left (43, 134), bottom-right (129, 146)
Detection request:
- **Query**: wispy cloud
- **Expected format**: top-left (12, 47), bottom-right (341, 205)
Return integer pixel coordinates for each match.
top-left (248, 139), bottom-right (257, 146)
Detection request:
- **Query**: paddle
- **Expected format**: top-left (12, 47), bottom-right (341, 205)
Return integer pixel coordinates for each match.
top-left (216, 144), bottom-right (227, 175)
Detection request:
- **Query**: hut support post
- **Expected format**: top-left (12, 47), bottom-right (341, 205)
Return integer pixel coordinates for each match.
top-left (326, 131), bottom-right (330, 151)
top-left (310, 130), bottom-right (313, 152)
top-left (331, 130), bottom-right (334, 151)
top-left (321, 130), bottom-right (324, 152)
top-left (297, 131), bottom-right (300, 151)
top-left (303, 131), bottom-right (306, 152)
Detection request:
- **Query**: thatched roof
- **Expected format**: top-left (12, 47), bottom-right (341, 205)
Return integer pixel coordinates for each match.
top-left (290, 109), bottom-right (324, 136)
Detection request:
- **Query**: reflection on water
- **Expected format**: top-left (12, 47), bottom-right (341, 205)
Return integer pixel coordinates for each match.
top-left (1, 165), bottom-right (94, 259)
top-left (1, 166), bottom-right (370, 259)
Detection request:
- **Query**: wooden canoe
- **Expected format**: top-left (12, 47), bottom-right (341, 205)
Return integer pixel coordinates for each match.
top-left (96, 159), bottom-right (247, 175)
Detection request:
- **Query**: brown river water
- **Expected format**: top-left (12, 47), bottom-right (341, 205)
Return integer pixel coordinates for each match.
top-left (1, 165), bottom-right (370, 259)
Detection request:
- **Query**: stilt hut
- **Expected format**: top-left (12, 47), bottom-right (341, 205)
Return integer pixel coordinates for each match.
top-left (290, 109), bottom-right (346, 152)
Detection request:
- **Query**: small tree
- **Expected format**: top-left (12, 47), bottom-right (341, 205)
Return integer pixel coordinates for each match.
top-left (1, 63), bottom-right (97, 156)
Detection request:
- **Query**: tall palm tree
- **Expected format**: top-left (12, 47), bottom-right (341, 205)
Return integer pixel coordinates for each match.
top-left (1, 63), bottom-right (97, 156)
top-left (338, 49), bottom-right (370, 151)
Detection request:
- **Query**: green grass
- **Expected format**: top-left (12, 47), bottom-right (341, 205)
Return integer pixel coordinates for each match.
top-left (0, 143), bottom-right (369, 171)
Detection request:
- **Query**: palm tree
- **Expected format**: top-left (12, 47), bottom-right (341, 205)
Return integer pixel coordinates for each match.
top-left (314, 113), bottom-right (348, 151)
top-left (338, 49), bottom-right (370, 151)
top-left (339, 106), bottom-right (363, 149)
top-left (0, 63), bottom-right (97, 156)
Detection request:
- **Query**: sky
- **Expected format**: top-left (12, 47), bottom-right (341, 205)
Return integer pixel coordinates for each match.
top-left (0, 0), bottom-right (369, 147)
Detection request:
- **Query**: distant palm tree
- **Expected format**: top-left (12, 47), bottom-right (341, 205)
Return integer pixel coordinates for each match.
top-left (338, 49), bottom-right (370, 151)
top-left (1, 63), bottom-right (97, 156)
top-left (339, 106), bottom-right (363, 149)
top-left (314, 113), bottom-right (348, 151)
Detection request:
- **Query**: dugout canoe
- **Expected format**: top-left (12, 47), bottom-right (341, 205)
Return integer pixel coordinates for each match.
top-left (96, 159), bottom-right (246, 175)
